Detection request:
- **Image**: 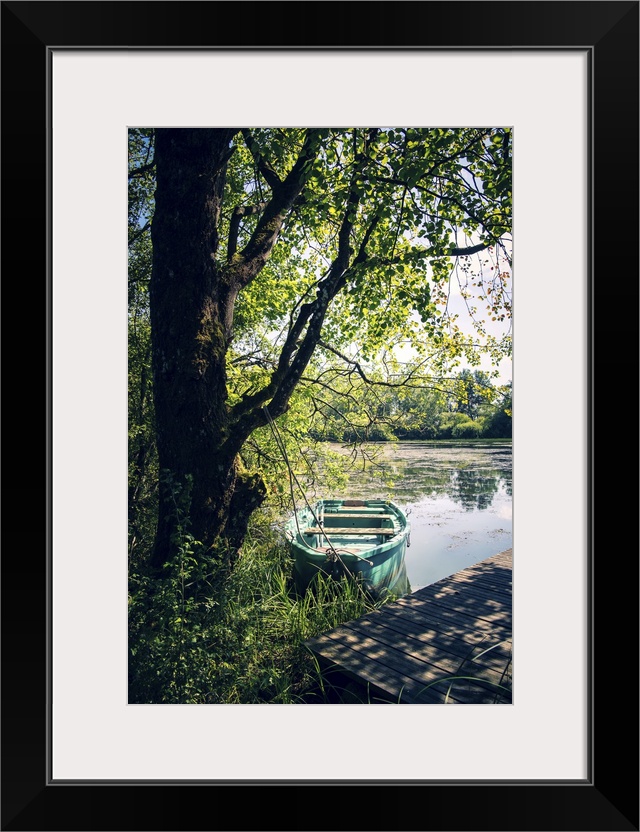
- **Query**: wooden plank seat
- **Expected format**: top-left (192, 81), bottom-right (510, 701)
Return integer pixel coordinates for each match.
top-left (304, 526), bottom-right (396, 536)
top-left (316, 546), bottom-right (373, 554)
top-left (321, 513), bottom-right (392, 519)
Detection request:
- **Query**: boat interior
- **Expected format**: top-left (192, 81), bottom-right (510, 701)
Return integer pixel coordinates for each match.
top-left (299, 500), bottom-right (400, 554)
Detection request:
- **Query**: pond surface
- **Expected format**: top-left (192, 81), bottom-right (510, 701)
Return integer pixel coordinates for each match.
top-left (317, 440), bottom-right (512, 591)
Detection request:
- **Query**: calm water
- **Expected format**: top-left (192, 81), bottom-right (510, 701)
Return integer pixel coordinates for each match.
top-left (316, 441), bottom-right (512, 591)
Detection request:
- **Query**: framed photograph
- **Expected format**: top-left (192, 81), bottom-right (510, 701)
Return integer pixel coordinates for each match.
top-left (3, 1), bottom-right (638, 829)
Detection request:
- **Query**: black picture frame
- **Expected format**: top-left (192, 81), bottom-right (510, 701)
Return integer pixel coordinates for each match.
top-left (3, 1), bottom-right (638, 830)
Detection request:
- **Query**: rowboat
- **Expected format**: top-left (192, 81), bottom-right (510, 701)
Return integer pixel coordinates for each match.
top-left (285, 498), bottom-right (411, 599)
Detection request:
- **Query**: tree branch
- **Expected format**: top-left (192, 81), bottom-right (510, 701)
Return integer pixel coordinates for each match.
top-left (128, 161), bottom-right (155, 180)
top-left (448, 241), bottom-right (493, 257)
top-left (225, 129), bottom-right (323, 290)
top-left (227, 203), bottom-right (267, 261)
top-left (225, 133), bottom-right (385, 448)
top-left (241, 129), bottom-right (282, 191)
top-left (364, 171), bottom-right (504, 250)
top-left (422, 129), bottom-right (491, 180)
top-left (128, 220), bottom-right (151, 247)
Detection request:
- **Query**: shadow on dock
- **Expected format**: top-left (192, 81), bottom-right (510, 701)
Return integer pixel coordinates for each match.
top-left (304, 549), bottom-right (512, 704)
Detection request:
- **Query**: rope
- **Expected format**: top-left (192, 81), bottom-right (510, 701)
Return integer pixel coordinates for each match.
top-left (262, 405), bottom-right (304, 539)
top-left (262, 406), bottom-right (367, 576)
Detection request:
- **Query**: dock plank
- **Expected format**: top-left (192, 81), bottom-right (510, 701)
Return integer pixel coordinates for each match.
top-left (344, 616), bottom-right (511, 672)
top-left (305, 549), bottom-right (512, 704)
top-left (311, 634), bottom-right (508, 704)
top-left (371, 603), bottom-right (511, 646)
top-left (320, 627), bottom-right (510, 698)
top-left (394, 583), bottom-right (512, 626)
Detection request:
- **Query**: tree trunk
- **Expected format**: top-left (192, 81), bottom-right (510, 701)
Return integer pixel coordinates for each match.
top-left (149, 128), bottom-right (265, 570)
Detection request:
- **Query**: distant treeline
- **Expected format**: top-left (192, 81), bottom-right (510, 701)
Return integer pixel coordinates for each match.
top-left (309, 370), bottom-right (512, 443)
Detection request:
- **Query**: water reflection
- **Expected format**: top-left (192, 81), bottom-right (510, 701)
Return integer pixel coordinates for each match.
top-left (322, 441), bottom-right (512, 590)
top-left (450, 468), bottom-right (502, 510)
top-left (326, 441), bottom-right (511, 501)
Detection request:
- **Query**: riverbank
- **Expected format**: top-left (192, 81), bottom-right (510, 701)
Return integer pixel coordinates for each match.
top-left (128, 518), bottom-right (391, 704)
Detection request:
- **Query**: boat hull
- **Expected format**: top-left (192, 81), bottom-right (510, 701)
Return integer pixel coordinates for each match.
top-left (285, 499), bottom-right (410, 599)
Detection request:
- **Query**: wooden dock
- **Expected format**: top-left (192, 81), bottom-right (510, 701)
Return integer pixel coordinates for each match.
top-left (304, 549), bottom-right (512, 704)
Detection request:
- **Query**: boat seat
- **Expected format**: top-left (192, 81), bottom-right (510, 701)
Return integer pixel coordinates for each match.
top-left (304, 526), bottom-right (396, 536)
top-left (322, 512), bottom-right (392, 519)
top-left (316, 546), bottom-right (370, 554)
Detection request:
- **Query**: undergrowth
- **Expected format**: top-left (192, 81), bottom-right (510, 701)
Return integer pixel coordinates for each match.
top-left (128, 511), bottom-right (385, 704)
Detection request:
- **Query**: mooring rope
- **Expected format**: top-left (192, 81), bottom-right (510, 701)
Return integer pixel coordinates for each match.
top-left (261, 406), bottom-right (367, 575)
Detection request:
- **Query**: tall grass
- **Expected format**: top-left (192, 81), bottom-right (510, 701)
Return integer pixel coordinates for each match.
top-left (128, 515), bottom-right (385, 704)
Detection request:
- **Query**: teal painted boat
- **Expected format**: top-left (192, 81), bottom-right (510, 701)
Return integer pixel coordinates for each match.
top-left (285, 498), bottom-right (411, 599)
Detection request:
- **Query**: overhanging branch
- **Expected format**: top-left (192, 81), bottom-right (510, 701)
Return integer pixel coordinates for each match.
top-left (449, 241), bottom-right (493, 257)
top-left (128, 161), bottom-right (155, 179)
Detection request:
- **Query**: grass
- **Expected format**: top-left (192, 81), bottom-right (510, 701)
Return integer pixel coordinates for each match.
top-left (128, 517), bottom-right (388, 704)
